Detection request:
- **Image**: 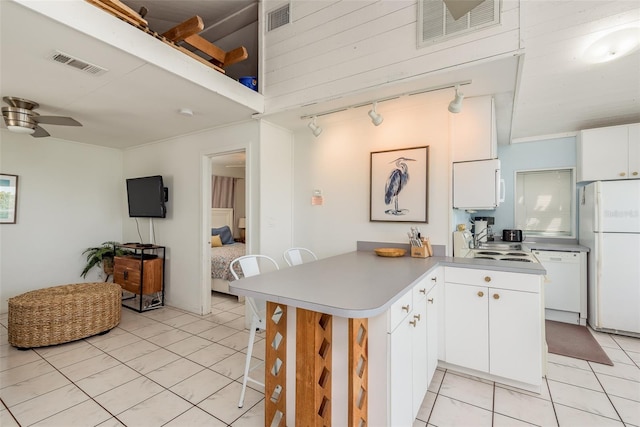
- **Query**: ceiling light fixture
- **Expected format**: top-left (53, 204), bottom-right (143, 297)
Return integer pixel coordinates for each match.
top-left (583, 27), bottom-right (640, 63)
top-left (368, 102), bottom-right (384, 126)
top-left (448, 85), bottom-right (464, 113)
top-left (7, 125), bottom-right (36, 134)
top-left (308, 116), bottom-right (322, 137)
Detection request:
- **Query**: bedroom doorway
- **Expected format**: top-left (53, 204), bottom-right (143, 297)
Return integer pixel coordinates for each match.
top-left (208, 150), bottom-right (246, 309)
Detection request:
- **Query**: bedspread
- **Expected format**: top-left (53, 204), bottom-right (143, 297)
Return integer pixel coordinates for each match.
top-left (211, 243), bottom-right (246, 281)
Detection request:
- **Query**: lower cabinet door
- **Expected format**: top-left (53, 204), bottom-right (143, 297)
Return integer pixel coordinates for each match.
top-left (389, 317), bottom-right (413, 426)
top-left (426, 283), bottom-right (439, 385)
top-left (445, 282), bottom-right (489, 372)
top-left (412, 302), bottom-right (428, 419)
top-left (489, 288), bottom-right (542, 385)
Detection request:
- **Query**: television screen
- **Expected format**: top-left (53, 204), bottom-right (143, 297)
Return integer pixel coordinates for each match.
top-left (126, 176), bottom-right (167, 218)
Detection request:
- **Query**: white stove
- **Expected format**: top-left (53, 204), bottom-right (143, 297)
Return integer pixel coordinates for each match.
top-left (465, 243), bottom-right (539, 263)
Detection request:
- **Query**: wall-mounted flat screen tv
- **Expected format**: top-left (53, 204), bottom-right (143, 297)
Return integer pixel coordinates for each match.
top-left (126, 175), bottom-right (168, 218)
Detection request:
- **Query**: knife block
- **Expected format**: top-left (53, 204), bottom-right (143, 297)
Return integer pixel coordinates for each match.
top-left (411, 238), bottom-right (433, 258)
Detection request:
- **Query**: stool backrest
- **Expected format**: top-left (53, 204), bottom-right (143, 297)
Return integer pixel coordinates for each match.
top-left (230, 255), bottom-right (279, 319)
top-left (283, 247), bottom-right (318, 266)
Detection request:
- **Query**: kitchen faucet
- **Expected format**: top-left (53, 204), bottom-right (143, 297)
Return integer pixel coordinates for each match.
top-left (473, 228), bottom-right (488, 248)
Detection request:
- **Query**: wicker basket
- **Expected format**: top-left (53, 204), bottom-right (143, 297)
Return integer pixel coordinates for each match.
top-left (8, 282), bottom-right (122, 349)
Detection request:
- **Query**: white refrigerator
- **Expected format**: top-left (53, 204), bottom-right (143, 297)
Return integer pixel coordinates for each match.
top-left (579, 180), bottom-right (640, 336)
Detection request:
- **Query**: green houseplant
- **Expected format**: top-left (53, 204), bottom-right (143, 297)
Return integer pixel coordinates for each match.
top-left (81, 241), bottom-right (131, 282)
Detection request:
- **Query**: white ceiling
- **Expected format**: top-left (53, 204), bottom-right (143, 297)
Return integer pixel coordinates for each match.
top-left (1, 0), bottom-right (639, 150)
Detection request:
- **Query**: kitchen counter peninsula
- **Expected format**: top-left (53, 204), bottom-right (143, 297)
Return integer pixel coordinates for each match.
top-left (229, 250), bottom-right (546, 427)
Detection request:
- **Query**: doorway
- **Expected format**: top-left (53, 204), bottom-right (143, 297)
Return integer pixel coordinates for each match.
top-left (206, 150), bottom-right (247, 311)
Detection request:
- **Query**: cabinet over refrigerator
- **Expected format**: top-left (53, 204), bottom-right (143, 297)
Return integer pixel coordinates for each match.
top-left (453, 159), bottom-right (505, 210)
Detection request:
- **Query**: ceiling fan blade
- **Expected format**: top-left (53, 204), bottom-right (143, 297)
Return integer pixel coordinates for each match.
top-left (31, 125), bottom-right (50, 138)
top-left (35, 116), bottom-right (82, 126)
top-left (443, 0), bottom-right (485, 20)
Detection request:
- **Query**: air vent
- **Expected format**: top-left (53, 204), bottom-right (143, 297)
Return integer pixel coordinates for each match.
top-left (267, 3), bottom-right (290, 32)
top-left (418, 0), bottom-right (500, 47)
top-left (48, 51), bottom-right (108, 76)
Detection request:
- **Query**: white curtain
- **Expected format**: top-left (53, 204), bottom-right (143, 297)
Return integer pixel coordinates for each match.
top-left (212, 175), bottom-right (239, 235)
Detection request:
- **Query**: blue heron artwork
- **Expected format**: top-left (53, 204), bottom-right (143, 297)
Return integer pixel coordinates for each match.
top-left (370, 146), bottom-right (428, 223)
top-left (384, 157), bottom-right (416, 215)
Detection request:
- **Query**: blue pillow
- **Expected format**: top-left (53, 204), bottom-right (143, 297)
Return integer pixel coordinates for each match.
top-left (211, 226), bottom-right (235, 245)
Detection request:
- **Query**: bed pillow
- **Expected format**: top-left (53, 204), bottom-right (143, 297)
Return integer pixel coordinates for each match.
top-left (211, 225), bottom-right (235, 245)
top-left (211, 235), bottom-right (223, 247)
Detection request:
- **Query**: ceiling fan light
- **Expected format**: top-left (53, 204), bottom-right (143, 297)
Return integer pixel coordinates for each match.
top-left (7, 125), bottom-right (36, 134)
top-left (583, 27), bottom-right (640, 63)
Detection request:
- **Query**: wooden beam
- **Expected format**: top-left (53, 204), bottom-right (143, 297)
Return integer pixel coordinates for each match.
top-left (162, 16), bottom-right (204, 42)
top-left (85, 0), bottom-right (147, 29)
top-left (184, 33), bottom-right (227, 64)
top-left (224, 46), bottom-right (249, 67)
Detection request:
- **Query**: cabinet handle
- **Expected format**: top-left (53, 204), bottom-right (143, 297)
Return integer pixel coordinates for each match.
top-left (428, 298), bottom-right (434, 304)
top-left (620, 172), bottom-right (626, 177)
top-left (633, 172), bottom-right (638, 176)
top-left (409, 320), bottom-right (417, 327)
top-left (402, 305), bottom-right (410, 312)
top-left (124, 271), bottom-right (128, 280)
top-left (431, 277), bottom-right (437, 282)
top-left (419, 288), bottom-right (426, 294)
top-left (484, 276), bottom-right (491, 282)
top-left (477, 291), bottom-right (484, 297)
top-left (414, 314), bottom-right (421, 321)
top-left (493, 293), bottom-right (500, 300)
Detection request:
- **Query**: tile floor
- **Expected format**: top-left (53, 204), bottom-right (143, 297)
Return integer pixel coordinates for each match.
top-left (1, 293), bottom-right (639, 426)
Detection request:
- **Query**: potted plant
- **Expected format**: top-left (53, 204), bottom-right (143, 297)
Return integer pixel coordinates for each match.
top-left (81, 241), bottom-right (131, 282)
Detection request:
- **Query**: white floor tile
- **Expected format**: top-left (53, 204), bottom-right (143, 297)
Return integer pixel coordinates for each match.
top-left (162, 313), bottom-right (205, 329)
top-left (546, 352), bottom-right (592, 371)
top-left (59, 353), bottom-right (121, 382)
top-left (218, 330), bottom-right (251, 351)
top-left (596, 373), bottom-right (640, 402)
top-left (231, 399), bottom-right (265, 426)
top-left (546, 362), bottom-right (603, 391)
top-left (74, 364), bottom-right (141, 397)
top-left (198, 324), bottom-right (239, 342)
top-left (165, 335), bottom-right (212, 357)
top-left (554, 403), bottom-right (624, 426)
top-left (211, 351), bottom-right (256, 382)
top-left (0, 347), bottom-right (41, 371)
top-left (144, 328), bottom-right (193, 347)
top-left (589, 330), bottom-right (622, 349)
top-left (170, 368), bottom-right (234, 404)
top-left (0, 369), bottom-right (70, 407)
top-left (197, 381), bottom-right (262, 425)
top-left (164, 406), bottom-right (228, 426)
top-left (145, 357), bottom-right (204, 388)
top-left (601, 345), bottom-right (636, 365)
top-left (613, 335), bottom-right (640, 353)
top-left (106, 339), bottom-right (159, 363)
top-left (626, 350), bottom-right (640, 365)
top-left (129, 321), bottom-right (175, 339)
top-left (0, 407), bottom-right (19, 427)
top-left (0, 359), bottom-right (56, 388)
top-left (93, 376), bottom-right (164, 415)
top-left (609, 395), bottom-right (640, 426)
top-left (438, 371), bottom-right (494, 410)
top-left (428, 368), bottom-right (445, 393)
top-left (547, 379), bottom-right (619, 419)
top-left (90, 331), bottom-right (141, 353)
top-left (415, 390), bottom-right (436, 422)
top-left (126, 347), bottom-right (181, 375)
top-left (9, 383), bottom-right (89, 426)
top-left (185, 342), bottom-right (236, 368)
top-left (180, 319), bottom-right (218, 335)
top-left (117, 390), bottom-right (192, 427)
top-left (31, 399), bottom-right (113, 426)
top-left (590, 359), bottom-right (640, 382)
top-left (492, 413), bottom-right (537, 426)
top-left (494, 383), bottom-right (558, 426)
top-left (428, 395), bottom-right (493, 427)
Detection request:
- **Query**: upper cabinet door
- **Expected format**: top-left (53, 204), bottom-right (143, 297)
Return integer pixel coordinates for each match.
top-left (451, 96), bottom-right (497, 162)
top-left (578, 123), bottom-right (639, 182)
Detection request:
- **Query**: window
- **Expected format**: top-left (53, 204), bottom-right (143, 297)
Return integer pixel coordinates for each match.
top-left (514, 168), bottom-right (575, 238)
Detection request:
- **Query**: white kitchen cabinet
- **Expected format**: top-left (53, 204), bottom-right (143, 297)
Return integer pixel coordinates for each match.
top-left (578, 123), bottom-right (640, 182)
top-left (453, 159), bottom-right (504, 210)
top-left (426, 282), bottom-right (440, 383)
top-left (443, 267), bottom-right (542, 388)
top-left (451, 96), bottom-right (497, 162)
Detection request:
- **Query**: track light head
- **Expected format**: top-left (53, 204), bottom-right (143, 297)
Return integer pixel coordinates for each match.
top-left (308, 116), bottom-right (322, 137)
top-left (368, 102), bottom-right (383, 126)
top-left (448, 85), bottom-right (464, 113)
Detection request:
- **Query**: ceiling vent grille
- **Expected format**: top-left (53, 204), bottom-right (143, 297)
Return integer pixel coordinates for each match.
top-left (48, 51), bottom-right (108, 76)
top-left (418, 0), bottom-right (500, 47)
top-left (267, 3), bottom-right (290, 32)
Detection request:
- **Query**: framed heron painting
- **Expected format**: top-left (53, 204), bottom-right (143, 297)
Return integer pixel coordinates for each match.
top-left (370, 146), bottom-right (428, 223)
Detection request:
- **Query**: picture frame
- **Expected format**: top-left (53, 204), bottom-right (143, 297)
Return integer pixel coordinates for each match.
top-left (370, 146), bottom-right (428, 223)
top-left (0, 174), bottom-right (18, 224)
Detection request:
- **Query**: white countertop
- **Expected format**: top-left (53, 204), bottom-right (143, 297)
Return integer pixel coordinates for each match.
top-left (229, 250), bottom-right (545, 319)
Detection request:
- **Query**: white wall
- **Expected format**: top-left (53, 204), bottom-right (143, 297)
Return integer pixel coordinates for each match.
top-left (291, 91), bottom-right (453, 257)
top-left (263, 0), bottom-right (520, 112)
top-left (122, 121), bottom-right (263, 315)
top-left (0, 131), bottom-right (123, 313)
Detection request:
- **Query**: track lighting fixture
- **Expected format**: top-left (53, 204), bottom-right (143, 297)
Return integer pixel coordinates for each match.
top-left (448, 85), bottom-right (464, 113)
top-left (368, 102), bottom-right (383, 126)
top-left (308, 116), bottom-right (322, 137)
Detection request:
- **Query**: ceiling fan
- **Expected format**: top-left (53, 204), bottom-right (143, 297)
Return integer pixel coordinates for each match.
top-left (1, 96), bottom-right (82, 138)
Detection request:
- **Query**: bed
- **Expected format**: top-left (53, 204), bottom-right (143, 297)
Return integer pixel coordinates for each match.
top-left (210, 208), bottom-right (245, 297)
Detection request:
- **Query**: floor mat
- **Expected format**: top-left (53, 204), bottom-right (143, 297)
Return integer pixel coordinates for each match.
top-left (546, 320), bottom-right (613, 366)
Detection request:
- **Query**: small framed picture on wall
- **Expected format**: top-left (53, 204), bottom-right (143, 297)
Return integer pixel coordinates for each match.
top-left (0, 174), bottom-right (18, 224)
